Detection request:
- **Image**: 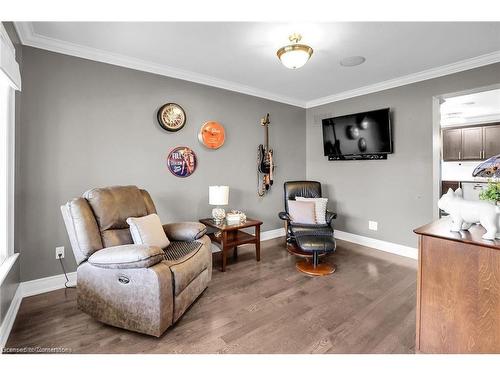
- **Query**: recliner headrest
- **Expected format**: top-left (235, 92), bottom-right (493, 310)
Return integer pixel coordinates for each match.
top-left (284, 181), bottom-right (322, 213)
top-left (84, 185), bottom-right (148, 231)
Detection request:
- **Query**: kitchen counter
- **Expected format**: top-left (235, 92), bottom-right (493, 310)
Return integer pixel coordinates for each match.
top-left (442, 179), bottom-right (491, 183)
top-left (441, 180), bottom-right (489, 201)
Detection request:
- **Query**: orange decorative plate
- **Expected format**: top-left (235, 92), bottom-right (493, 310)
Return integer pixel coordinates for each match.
top-left (198, 121), bottom-right (225, 149)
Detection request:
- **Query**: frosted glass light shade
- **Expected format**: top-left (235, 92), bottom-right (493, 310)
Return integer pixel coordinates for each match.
top-left (277, 44), bottom-right (313, 69)
top-left (209, 185), bottom-right (229, 205)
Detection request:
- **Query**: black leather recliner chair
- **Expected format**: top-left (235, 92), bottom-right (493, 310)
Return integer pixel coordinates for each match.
top-left (278, 181), bottom-right (337, 275)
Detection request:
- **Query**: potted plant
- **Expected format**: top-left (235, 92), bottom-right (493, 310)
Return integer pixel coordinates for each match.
top-left (479, 181), bottom-right (500, 205)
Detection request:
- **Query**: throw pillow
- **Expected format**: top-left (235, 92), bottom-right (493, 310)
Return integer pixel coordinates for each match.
top-left (295, 197), bottom-right (328, 224)
top-left (126, 214), bottom-right (170, 249)
top-left (287, 200), bottom-right (317, 224)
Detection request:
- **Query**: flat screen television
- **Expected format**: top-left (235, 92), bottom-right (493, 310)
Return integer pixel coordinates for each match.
top-left (322, 108), bottom-right (392, 160)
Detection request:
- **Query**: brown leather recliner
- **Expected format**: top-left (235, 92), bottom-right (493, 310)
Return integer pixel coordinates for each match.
top-left (60, 185), bottom-right (212, 337)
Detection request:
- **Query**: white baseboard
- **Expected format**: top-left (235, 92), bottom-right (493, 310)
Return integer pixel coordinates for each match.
top-left (335, 230), bottom-right (418, 259)
top-left (21, 272), bottom-right (77, 298)
top-left (257, 227), bottom-right (417, 259)
top-left (260, 228), bottom-right (286, 241)
top-left (0, 284), bottom-right (22, 350)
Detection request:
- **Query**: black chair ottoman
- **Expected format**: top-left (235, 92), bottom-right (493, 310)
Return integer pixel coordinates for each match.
top-left (293, 234), bottom-right (336, 276)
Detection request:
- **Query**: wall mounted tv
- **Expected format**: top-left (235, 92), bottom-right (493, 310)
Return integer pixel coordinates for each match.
top-left (322, 108), bottom-right (392, 160)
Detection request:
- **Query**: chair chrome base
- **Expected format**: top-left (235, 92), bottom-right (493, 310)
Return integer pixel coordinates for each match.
top-left (296, 259), bottom-right (336, 276)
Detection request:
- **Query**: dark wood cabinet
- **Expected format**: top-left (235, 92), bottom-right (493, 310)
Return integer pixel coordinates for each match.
top-left (461, 127), bottom-right (483, 160)
top-left (442, 123), bottom-right (500, 161)
top-left (441, 180), bottom-right (460, 195)
top-left (442, 129), bottom-right (462, 161)
top-left (484, 124), bottom-right (500, 159)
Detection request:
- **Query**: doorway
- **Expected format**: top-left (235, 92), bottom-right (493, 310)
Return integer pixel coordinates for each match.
top-left (432, 84), bottom-right (500, 219)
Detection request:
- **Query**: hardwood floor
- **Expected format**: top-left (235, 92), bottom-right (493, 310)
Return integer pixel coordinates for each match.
top-left (5, 238), bottom-right (417, 354)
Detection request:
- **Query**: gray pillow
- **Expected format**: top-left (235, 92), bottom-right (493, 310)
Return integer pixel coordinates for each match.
top-left (288, 200), bottom-right (316, 224)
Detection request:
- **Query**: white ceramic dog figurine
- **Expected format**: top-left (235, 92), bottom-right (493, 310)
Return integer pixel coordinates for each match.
top-left (438, 188), bottom-right (500, 240)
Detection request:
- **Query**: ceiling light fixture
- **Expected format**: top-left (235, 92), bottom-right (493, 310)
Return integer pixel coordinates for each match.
top-left (277, 33), bottom-right (313, 70)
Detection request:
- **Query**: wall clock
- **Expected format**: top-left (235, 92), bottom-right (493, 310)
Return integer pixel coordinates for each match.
top-left (198, 121), bottom-right (226, 149)
top-left (157, 103), bottom-right (186, 132)
top-left (167, 146), bottom-right (197, 178)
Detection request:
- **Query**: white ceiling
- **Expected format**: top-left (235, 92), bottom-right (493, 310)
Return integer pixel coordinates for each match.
top-left (15, 22), bottom-right (500, 108)
top-left (441, 88), bottom-right (500, 126)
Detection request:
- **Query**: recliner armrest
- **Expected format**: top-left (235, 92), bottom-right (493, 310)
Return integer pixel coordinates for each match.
top-left (163, 222), bottom-right (207, 241)
top-left (278, 211), bottom-right (291, 221)
top-left (326, 210), bottom-right (337, 224)
top-left (88, 244), bottom-right (164, 269)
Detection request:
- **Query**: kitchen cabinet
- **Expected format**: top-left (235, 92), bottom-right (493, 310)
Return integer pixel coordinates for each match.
top-left (442, 123), bottom-right (500, 161)
top-left (484, 124), bottom-right (500, 158)
top-left (461, 127), bottom-right (483, 160)
top-left (442, 129), bottom-right (462, 161)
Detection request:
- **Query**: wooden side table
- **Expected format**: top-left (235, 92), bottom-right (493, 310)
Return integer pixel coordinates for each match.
top-left (199, 218), bottom-right (262, 272)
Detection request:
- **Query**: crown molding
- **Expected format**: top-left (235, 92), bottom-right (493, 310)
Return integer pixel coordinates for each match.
top-left (13, 22), bottom-right (307, 108)
top-left (12, 21), bottom-right (32, 45)
top-left (0, 22), bottom-right (16, 53)
top-left (306, 50), bottom-right (500, 108)
top-left (14, 22), bottom-right (500, 110)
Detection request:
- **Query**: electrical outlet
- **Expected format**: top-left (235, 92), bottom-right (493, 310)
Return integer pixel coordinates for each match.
top-left (56, 246), bottom-right (65, 259)
top-left (369, 221), bottom-right (378, 231)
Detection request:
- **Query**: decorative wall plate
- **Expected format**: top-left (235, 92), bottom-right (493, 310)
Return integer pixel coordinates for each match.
top-left (198, 121), bottom-right (225, 149)
top-left (157, 103), bottom-right (186, 132)
top-left (166, 146), bottom-right (197, 178)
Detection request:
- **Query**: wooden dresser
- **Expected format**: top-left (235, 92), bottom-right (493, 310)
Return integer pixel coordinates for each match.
top-left (414, 219), bottom-right (500, 353)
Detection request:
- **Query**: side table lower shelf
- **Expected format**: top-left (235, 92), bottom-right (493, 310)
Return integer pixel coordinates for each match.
top-left (200, 218), bottom-right (262, 272)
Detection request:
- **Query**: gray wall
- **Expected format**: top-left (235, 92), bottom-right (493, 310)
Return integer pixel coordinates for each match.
top-left (17, 44), bottom-right (500, 282)
top-left (18, 46), bottom-right (306, 282)
top-left (0, 22), bottom-right (22, 329)
top-left (306, 62), bottom-right (500, 248)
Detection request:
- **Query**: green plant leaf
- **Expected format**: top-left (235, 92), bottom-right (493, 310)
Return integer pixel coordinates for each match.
top-left (479, 181), bottom-right (500, 203)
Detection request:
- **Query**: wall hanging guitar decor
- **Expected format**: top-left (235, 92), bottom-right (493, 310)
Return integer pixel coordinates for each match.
top-left (257, 113), bottom-right (275, 196)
